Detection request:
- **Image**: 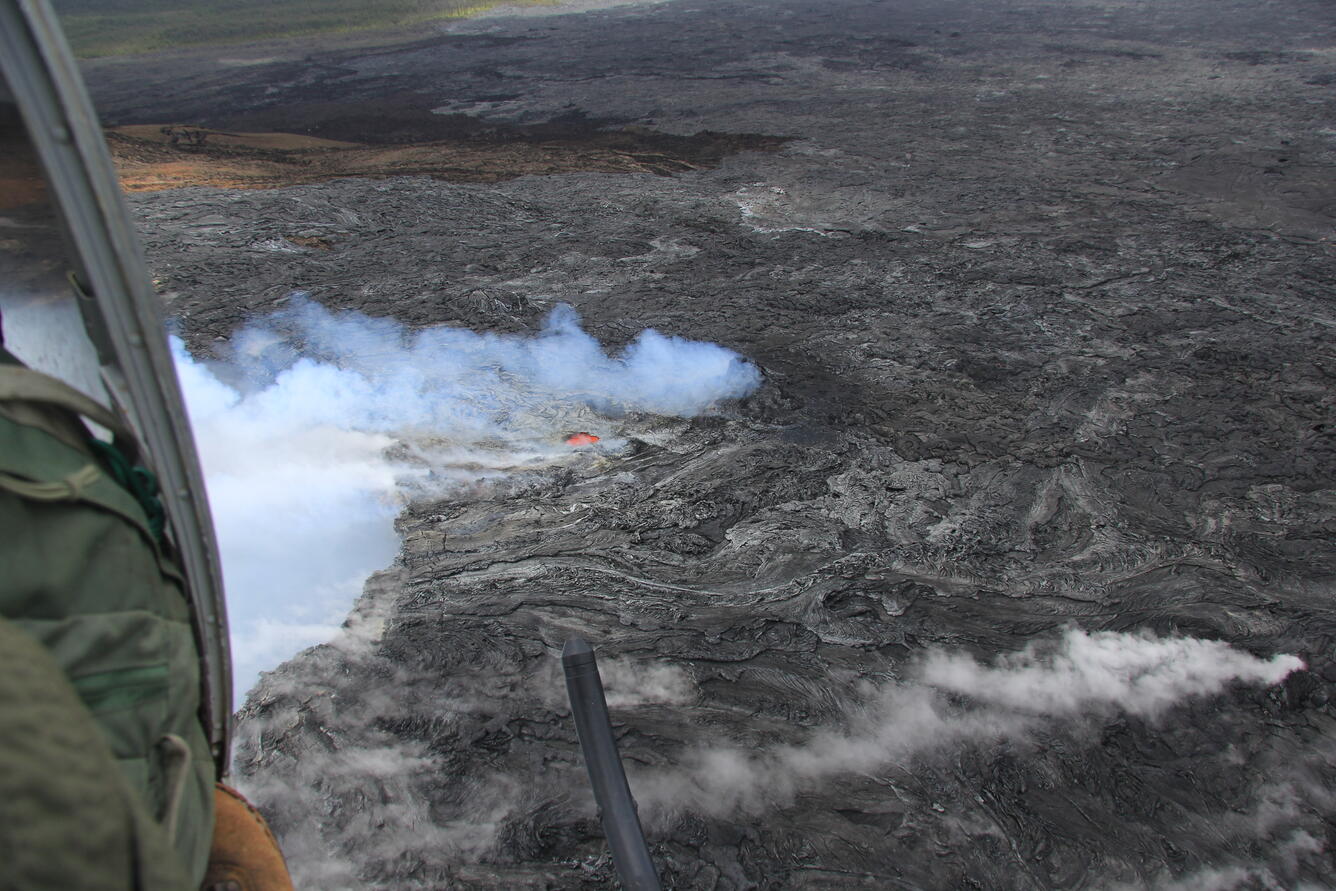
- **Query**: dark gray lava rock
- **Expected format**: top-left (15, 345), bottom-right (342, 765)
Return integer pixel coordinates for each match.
top-left (90, 0), bottom-right (1336, 886)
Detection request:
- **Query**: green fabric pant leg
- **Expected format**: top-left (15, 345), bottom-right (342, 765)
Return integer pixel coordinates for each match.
top-left (0, 392), bottom-right (215, 883)
top-left (0, 617), bottom-right (191, 891)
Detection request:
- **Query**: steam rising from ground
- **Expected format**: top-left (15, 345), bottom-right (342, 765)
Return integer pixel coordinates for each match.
top-left (172, 297), bottom-right (762, 704)
top-left (233, 625), bottom-right (1309, 886)
top-left (919, 629), bottom-right (1302, 718)
top-left (637, 629), bottom-right (1303, 820)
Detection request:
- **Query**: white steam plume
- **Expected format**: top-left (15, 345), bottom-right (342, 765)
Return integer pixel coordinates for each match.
top-left (637, 629), bottom-right (1303, 821)
top-left (172, 296), bottom-right (762, 706)
top-left (918, 629), bottom-right (1302, 718)
top-left (599, 658), bottom-right (696, 709)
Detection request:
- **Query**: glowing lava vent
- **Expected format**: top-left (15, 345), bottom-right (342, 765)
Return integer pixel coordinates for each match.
top-left (565, 432), bottom-right (600, 447)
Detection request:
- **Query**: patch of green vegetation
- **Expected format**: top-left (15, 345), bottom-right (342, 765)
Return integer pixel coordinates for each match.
top-left (52, 0), bottom-right (551, 58)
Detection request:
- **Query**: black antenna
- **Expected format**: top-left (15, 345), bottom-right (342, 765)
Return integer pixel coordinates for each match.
top-left (562, 637), bottom-right (662, 891)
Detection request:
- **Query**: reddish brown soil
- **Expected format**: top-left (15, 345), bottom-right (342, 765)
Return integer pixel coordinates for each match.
top-left (106, 116), bottom-right (787, 192)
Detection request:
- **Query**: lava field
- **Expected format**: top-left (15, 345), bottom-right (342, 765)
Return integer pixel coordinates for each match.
top-left (79, 0), bottom-right (1336, 886)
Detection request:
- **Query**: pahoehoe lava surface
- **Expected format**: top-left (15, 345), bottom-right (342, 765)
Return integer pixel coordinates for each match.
top-left (86, 0), bottom-right (1335, 886)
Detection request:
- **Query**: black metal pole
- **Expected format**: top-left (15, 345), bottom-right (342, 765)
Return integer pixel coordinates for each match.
top-left (562, 637), bottom-right (662, 891)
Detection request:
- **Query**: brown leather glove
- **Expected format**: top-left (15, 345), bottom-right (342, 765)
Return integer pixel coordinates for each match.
top-left (199, 784), bottom-right (295, 891)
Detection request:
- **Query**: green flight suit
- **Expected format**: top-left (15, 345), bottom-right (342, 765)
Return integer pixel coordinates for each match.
top-left (0, 348), bottom-right (214, 888)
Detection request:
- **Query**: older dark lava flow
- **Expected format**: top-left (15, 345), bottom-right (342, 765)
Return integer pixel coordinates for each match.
top-left (88, 0), bottom-right (1335, 886)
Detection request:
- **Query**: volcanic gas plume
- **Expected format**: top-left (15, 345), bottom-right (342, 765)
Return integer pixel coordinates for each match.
top-left (633, 629), bottom-right (1305, 822)
top-left (172, 297), bottom-right (762, 703)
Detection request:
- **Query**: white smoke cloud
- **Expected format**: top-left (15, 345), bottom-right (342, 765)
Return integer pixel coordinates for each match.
top-left (234, 722), bottom-right (511, 885)
top-left (1127, 826), bottom-right (1327, 891)
top-left (597, 657), bottom-right (696, 709)
top-left (172, 337), bottom-right (406, 708)
top-left (172, 297), bottom-right (762, 707)
top-left (637, 629), bottom-right (1303, 822)
top-left (919, 629), bottom-right (1303, 718)
top-left (1142, 775), bottom-right (1336, 890)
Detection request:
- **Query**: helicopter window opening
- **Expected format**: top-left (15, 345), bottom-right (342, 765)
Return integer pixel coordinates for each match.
top-left (0, 93), bottom-right (112, 419)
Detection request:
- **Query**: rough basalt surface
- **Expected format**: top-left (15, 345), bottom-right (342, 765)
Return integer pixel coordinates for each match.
top-left (83, 0), bottom-right (1336, 886)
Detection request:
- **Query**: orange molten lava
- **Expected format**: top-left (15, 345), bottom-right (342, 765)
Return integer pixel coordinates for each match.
top-left (566, 432), bottom-right (600, 447)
